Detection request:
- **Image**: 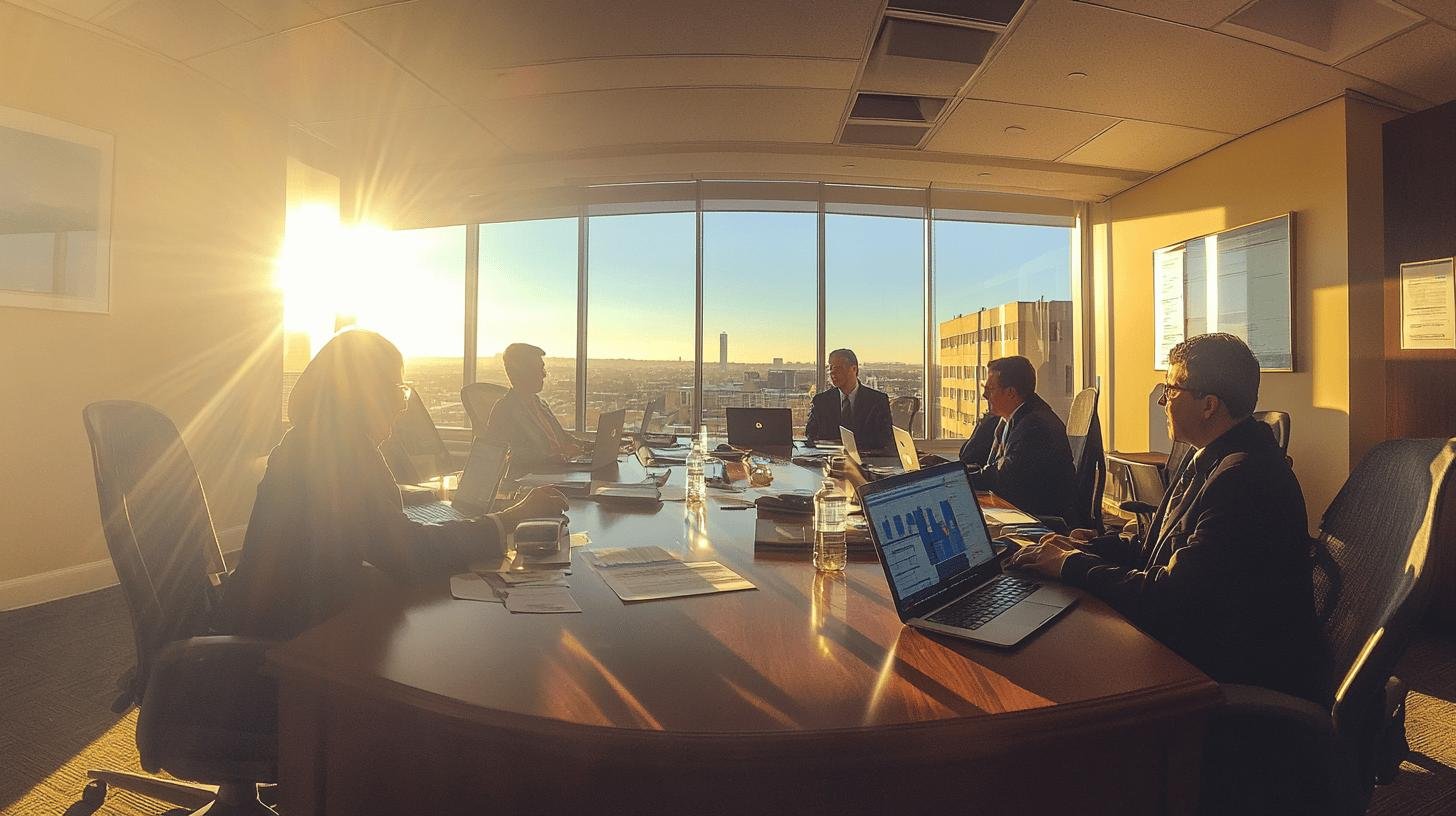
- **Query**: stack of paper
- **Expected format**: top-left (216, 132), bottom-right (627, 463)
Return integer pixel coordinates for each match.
top-left (589, 546), bottom-right (755, 602)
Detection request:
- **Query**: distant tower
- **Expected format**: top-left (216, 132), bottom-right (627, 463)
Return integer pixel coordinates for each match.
top-left (773, 357), bottom-right (783, 366)
top-left (719, 332), bottom-right (728, 371)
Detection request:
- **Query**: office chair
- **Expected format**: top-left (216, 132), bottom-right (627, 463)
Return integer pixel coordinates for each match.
top-left (80, 401), bottom-right (277, 815)
top-left (889, 395), bottom-right (920, 433)
top-left (461, 381), bottom-right (509, 431)
top-left (1117, 439), bottom-right (1193, 539)
top-left (1199, 437), bottom-right (1456, 816)
top-left (1254, 409), bottom-right (1292, 455)
top-left (1065, 387), bottom-right (1106, 532)
top-left (381, 389), bottom-right (455, 482)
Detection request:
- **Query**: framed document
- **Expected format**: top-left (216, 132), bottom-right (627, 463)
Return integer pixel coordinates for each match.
top-left (1399, 258), bottom-right (1456, 350)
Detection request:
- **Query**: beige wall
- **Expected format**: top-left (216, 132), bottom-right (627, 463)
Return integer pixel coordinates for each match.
top-left (0, 4), bottom-right (286, 589)
top-left (1098, 96), bottom-right (1394, 527)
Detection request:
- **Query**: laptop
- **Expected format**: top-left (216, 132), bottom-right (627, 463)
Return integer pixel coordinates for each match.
top-left (563, 408), bottom-right (627, 472)
top-left (404, 441), bottom-right (509, 524)
top-left (637, 397), bottom-right (680, 447)
top-left (840, 425), bottom-right (903, 472)
top-left (893, 426), bottom-right (920, 472)
top-left (726, 407), bottom-right (792, 451)
top-left (858, 462), bottom-right (1076, 647)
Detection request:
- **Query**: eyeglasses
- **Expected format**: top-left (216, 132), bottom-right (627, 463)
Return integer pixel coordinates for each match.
top-left (981, 382), bottom-right (1006, 399)
top-left (1158, 382), bottom-right (1208, 406)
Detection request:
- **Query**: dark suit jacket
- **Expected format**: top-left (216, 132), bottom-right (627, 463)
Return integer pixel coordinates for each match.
top-left (805, 384), bottom-right (893, 452)
top-left (482, 389), bottom-right (575, 472)
top-left (959, 393), bottom-right (1076, 521)
top-left (1061, 418), bottom-right (1327, 703)
top-left (217, 424), bottom-right (505, 640)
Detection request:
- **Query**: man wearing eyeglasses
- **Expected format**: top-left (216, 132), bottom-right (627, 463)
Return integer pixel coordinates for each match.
top-left (805, 348), bottom-right (894, 453)
top-left (957, 355), bottom-right (1077, 523)
top-left (1009, 333), bottom-right (1325, 704)
top-left (483, 343), bottom-right (584, 473)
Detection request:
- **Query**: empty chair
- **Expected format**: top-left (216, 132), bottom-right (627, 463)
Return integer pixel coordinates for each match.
top-left (1200, 437), bottom-right (1456, 816)
top-left (81, 401), bottom-right (277, 815)
top-left (1254, 409), bottom-right (1292, 455)
top-left (1065, 387), bottom-right (1106, 532)
top-left (462, 381), bottom-right (509, 431)
top-left (889, 395), bottom-right (920, 433)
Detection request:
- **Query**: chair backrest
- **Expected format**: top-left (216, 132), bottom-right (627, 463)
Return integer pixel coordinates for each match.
top-left (387, 390), bottom-right (451, 480)
top-left (1253, 410), bottom-right (1291, 454)
top-left (82, 401), bottom-right (224, 706)
top-left (1165, 440), bottom-right (1194, 484)
top-left (461, 382), bottom-right (509, 431)
top-left (889, 395), bottom-right (920, 433)
top-left (1065, 387), bottom-right (1105, 531)
top-left (1315, 438), bottom-right (1456, 762)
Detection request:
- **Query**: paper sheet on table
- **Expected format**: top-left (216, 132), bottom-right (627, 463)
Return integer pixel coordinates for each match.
top-left (570, 532), bottom-right (591, 548)
top-left (982, 507), bottom-right (1039, 526)
top-left (711, 495), bottom-right (757, 508)
top-left (504, 586), bottom-right (581, 613)
top-left (494, 570), bottom-right (569, 587)
top-left (658, 485), bottom-right (687, 502)
top-left (595, 560), bottom-right (756, 602)
top-left (588, 546), bottom-right (677, 567)
top-left (450, 572), bottom-right (505, 603)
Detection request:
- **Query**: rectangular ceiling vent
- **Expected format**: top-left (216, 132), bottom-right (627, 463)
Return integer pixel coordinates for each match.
top-left (840, 123), bottom-right (931, 148)
top-left (887, 0), bottom-right (1024, 26)
top-left (850, 93), bottom-right (948, 123)
top-left (878, 17), bottom-right (998, 64)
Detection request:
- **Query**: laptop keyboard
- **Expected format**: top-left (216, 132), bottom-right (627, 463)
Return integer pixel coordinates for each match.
top-left (404, 502), bottom-right (468, 524)
top-left (927, 575), bottom-right (1041, 630)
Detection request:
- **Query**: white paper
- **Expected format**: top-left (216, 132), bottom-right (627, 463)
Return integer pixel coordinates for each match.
top-left (588, 546), bottom-right (677, 567)
top-left (982, 507), bottom-right (1039, 526)
top-left (569, 532), bottom-right (591, 548)
top-left (595, 560), bottom-right (756, 602)
top-left (1401, 258), bottom-right (1456, 350)
top-left (494, 570), bottom-right (570, 586)
top-left (504, 586), bottom-right (582, 613)
top-left (1154, 246), bottom-right (1185, 369)
top-left (450, 572), bottom-right (505, 603)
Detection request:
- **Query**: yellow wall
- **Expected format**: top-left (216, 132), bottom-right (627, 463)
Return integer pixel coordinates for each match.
top-left (1101, 96), bottom-right (1394, 526)
top-left (0, 4), bottom-right (286, 590)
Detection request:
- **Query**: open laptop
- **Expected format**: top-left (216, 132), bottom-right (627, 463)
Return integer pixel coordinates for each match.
top-left (726, 407), bottom-right (792, 451)
top-left (858, 461), bottom-right (1076, 647)
top-left (404, 441), bottom-right (509, 524)
top-left (637, 397), bottom-right (680, 448)
top-left (892, 426), bottom-right (920, 472)
top-left (563, 408), bottom-right (626, 472)
top-left (840, 425), bottom-right (904, 472)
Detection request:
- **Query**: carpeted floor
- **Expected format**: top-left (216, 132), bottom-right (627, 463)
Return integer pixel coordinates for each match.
top-left (2, 586), bottom-right (1453, 815)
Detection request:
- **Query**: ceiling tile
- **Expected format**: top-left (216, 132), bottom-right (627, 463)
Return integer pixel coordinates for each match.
top-left (306, 106), bottom-right (509, 162)
top-left (1075, 0), bottom-right (1250, 28)
top-left (188, 21), bottom-right (445, 122)
top-left (1215, 0), bottom-right (1422, 66)
top-left (1392, 0), bottom-right (1456, 28)
top-left (470, 88), bottom-right (845, 154)
top-left (304, 0), bottom-right (399, 14)
top-left (30, 0), bottom-right (120, 20)
top-left (1338, 22), bottom-right (1456, 104)
top-left (343, 0), bottom-right (884, 69)
top-left (927, 99), bottom-right (1117, 160)
top-left (970, 0), bottom-right (1376, 133)
top-left (98, 0), bottom-right (263, 60)
top-left (216, 0), bottom-right (324, 33)
top-left (1059, 119), bottom-right (1233, 171)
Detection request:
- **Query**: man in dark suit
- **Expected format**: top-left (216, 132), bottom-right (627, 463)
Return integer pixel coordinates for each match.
top-left (804, 348), bottom-right (894, 452)
top-left (482, 343), bottom-right (583, 473)
top-left (1010, 333), bottom-right (1325, 703)
top-left (958, 355), bottom-right (1077, 522)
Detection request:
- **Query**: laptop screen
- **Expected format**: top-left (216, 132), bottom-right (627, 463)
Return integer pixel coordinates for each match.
top-left (860, 464), bottom-right (996, 610)
top-left (452, 441), bottom-right (508, 513)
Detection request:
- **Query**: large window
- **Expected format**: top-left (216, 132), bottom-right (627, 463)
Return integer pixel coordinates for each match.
top-left (477, 218), bottom-right (578, 429)
top-left (825, 213), bottom-right (926, 436)
top-left (702, 211), bottom-right (817, 435)
top-left (933, 220), bottom-right (1074, 439)
top-left (585, 212), bottom-right (696, 432)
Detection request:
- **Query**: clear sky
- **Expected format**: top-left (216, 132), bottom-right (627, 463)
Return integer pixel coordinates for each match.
top-left (335, 211), bottom-right (1071, 361)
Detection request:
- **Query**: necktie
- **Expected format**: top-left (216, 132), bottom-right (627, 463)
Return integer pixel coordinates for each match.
top-left (1149, 456), bottom-right (1199, 555)
top-left (841, 393), bottom-right (851, 427)
top-left (988, 418), bottom-right (1010, 465)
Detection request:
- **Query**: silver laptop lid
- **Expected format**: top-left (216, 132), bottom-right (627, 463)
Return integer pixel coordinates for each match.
top-left (893, 426), bottom-right (919, 471)
top-left (839, 425), bottom-right (860, 464)
top-left (451, 441), bottom-right (508, 515)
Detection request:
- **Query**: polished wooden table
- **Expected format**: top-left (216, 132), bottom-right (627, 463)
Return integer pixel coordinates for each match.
top-left (269, 456), bottom-right (1219, 815)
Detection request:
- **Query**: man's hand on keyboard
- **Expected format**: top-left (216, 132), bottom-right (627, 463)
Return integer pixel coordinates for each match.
top-left (1006, 533), bottom-right (1079, 579)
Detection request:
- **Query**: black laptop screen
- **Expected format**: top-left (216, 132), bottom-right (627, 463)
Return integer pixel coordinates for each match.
top-left (861, 465), bottom-right (996, 610)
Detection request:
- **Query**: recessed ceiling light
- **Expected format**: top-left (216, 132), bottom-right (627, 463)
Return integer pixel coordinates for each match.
top-left (842, 163), bottom-right (857, 168)
top-left (1004, 125), bottom-right (1026, 134)
top-left (1066, 71), bottom-right (1088, 80)
top-left (977, 172), bottom-right (992, 177)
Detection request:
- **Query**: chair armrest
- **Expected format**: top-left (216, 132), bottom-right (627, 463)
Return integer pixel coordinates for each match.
top-left (1119, 500), bottom-right (1157, 514)
top-left (1219, 683), bottom-right (1334, 738)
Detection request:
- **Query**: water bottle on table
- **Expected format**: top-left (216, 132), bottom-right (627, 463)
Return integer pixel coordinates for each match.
top-left (686, 434), bottom-right (706, 505)
top-left (813, 479), bottom-right (847, 572)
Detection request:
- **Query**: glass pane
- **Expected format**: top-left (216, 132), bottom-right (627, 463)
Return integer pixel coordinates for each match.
top-left (586, 212), bottom-right (695, 432)
top-left (477, 218), bottom-right (578, 429)
top-left (352, 225), bottom-right (467, 428)
top-left (702, 212), bottom-right (817, 436)
top-left (825, 213), bottom-right (926, 436)
top-left (933, 220), bottom-right (1074, 440)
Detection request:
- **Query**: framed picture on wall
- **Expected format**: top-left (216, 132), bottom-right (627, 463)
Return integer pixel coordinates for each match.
top-left (0, 105), bottom-right (114, 314)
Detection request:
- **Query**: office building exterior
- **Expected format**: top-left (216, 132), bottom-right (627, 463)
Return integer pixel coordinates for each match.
top-left (939, 300), bottom-right (1074, 437)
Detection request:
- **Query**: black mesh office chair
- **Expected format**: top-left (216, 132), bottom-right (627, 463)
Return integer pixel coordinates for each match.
top-left (1066, 387), bottom-right (1106, 532)
top-left (889, 395), bottom-right (920, 433)
top-left (461, 381), bottom-right (509, 432)
top-left (1117, 439), bottom-right (1193, 539)
top-left (80, 401), bottom-right (277, 815)
top-left (1199, 437), bottom-right (1456, 816)
top-left (1254, 409), bottom-right (1292, 455)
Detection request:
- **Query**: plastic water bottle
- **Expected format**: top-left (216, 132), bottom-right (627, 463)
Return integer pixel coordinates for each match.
top-left (813, 479), bottom-right (848, 572)
top-left (686, 435), bottom-right (706, 505)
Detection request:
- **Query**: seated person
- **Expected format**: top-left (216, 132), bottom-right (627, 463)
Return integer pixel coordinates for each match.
top-left (482, 343), bottom-right (583, 473)
top-left (1009, 333), bottom-right (1326, 703)
top-left (804, 348), bottom-right (893, 452)
top-left (218, 329), bottom-right (565, 640)
top-left (958, 355), bottom-right (1077, 522)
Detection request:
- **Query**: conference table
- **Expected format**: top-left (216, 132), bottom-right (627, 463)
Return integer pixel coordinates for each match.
top-left (268, 451), bottom-right (1220, 816)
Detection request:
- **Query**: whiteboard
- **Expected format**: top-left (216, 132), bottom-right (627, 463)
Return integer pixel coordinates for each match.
top-left (1152, 213), bottom-right (1294, 371)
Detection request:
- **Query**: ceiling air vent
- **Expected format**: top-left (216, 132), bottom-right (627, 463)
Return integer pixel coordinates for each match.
top-left (850, 93), bottom-right (948, 123)
top-left (840, 123), bottom-right (931, 148)
top-left (887, 0), bottom-right (1024, 26)
top-left (860, 17), bottom-right (998, 96)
